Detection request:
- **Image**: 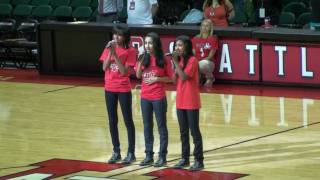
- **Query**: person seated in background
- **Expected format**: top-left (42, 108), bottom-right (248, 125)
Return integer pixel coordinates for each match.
top-left (97, 0), bottom-right (124, 23)
top-left (192, 19), bottom-right (218, 88)
top-left (127, 0), bottom-right (158, 24)
top-left (203, 0), bottom-right (235, 27)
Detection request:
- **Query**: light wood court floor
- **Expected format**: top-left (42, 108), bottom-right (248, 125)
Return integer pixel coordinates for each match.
top-left (0, 79), bottom-right (320, 179)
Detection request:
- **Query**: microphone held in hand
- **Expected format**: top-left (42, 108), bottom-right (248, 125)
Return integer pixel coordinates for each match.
top-left (106, 40), bottom-right (116, 48)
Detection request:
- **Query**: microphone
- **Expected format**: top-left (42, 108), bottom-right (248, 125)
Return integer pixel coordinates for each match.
top-left (106, 40), bottom-right (116, 48)
top-left (165, 52), bottom-right (172, 56)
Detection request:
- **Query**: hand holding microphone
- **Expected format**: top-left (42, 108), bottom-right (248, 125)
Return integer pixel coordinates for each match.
top-left (106, 40), bottom-right (116, 48)
top-left (106, 40), bottom-right (116, 55)
top-left (172, 50), bottom-right (179, 62)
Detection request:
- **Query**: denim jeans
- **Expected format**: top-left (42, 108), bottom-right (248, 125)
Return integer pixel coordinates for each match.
top-left (141, 97), bottom-right (168, 158)
top-left (105, 91), bottom-right (135, 154)
top-left (176, 109), bottom-right (203, 161)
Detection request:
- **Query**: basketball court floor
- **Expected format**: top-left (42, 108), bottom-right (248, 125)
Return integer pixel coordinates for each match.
top-left (0, 69), bottom-right (319, 180)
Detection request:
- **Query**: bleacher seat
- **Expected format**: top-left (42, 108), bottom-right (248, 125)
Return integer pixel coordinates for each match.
top-left (247, 11), bottom-right (256, 26)
top-left (0, 0), bottom-right (11, 4)
top-left (70, 0), bottom-right (91, 8)
top-left (278, 12), bottom-right (296, 27)
top-left (13, 4), bottom-right (32, 20)
top-left (72, 6), bottom-right (92, 21)
top-left (280, 0), bottom-right (299, 7)
top-left (230, 11), bottom-right (248, 26)
top-left (282, 2), bottom-right (309, 19)
top-left (0, 4), bottom-right (12, 18)
top-left (11, 0), bottom-right (31, 6)
top-left (30, 0), bottom-right (50, 6)
top-left (296, 12), bottom-right (311, 27)
top-left (52, 5), bottom-right (72, 21)
top-left (300, 0), bottom-right (311, 7)
top-left (31, 5), bottom-right (53, 21)
top-left (50, 0), bottom-right (70, 9)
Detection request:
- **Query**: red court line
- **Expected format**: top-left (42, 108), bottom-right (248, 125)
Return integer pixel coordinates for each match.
top-left (1, 69), bottom-right (320, 99)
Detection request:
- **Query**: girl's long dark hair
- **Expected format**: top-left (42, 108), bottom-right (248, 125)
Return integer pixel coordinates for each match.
top-left (112, 23), bottom-right (130, 49)
top-left (141, 32), bottom-right (165, 68)
top-left (176, 35), bottom-right (193, 70)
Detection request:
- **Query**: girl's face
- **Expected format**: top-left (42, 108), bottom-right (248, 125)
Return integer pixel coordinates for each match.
top-left (175, 40), bottom-right (185, 56)
top-left (113, 33), bottom-right (124, 45)
top-left (144, 36), bottom-right (154, 53)
top-left (200, 21), bottom-right (211, 34)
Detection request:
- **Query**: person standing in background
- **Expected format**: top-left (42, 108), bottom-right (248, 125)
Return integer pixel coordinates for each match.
top-left (127, 0), bottom-right (158, 24)
top-left (97, 0), bottom-right (123, 23)
top-left (99, 24), bottom-right (136, 165)
top-left (192, 19), bottom-right (218, 88)
top-left (172, 35), bottom-right (204, 171)
top-left (203, 0), bottom-right (235, 27)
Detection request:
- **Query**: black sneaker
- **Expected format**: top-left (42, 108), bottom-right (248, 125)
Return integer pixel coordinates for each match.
top-left (107, 152), bottom-right (121, 164)
top-left (139, 156), bottom-right (154, 166)
top-left (189, 160), bottom-right (204, 171)
top-left (122, 152), bottom-right (136, 165)
top-left (173, 159), bottom-right (190, 169)
top-left (154, 157), bottom-right (167, 167)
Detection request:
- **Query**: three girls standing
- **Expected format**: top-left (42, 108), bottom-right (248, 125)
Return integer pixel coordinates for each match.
top-left (100, 24), bottom-right (204, 170)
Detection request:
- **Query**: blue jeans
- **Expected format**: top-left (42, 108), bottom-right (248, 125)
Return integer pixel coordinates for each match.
top-left (141, 98), bottom-right (168, 158)
top-left (176, 109), bottom-right (203, 161)
top-left (105, 91), bottom-right (135, 154)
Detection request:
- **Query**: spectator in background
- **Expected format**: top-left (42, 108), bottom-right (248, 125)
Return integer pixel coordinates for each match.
top-left (127, 0), bottom-right (158, 24)
top-left (192, 19), bottom-right (218, 88)
top-left (97, 0), bottom-right (124, 23)
top-left (203, 0), bottom-right (235, 27)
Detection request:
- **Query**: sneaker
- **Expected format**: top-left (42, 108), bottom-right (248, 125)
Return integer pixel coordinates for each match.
top-left (154, 157), bottom-right (167, 167)
top-left (189, 160), bottom-right (204, 171)
top-left (173, 159), bottom-right (190, 169)
top-left (107, 152), bottom-right (121, 164)
top-left (122, 152), bottom-right (136, 165)
top-left (139, 156), bottom-right (154, 166)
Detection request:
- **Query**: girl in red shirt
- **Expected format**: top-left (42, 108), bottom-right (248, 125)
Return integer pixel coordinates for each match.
top-left (99, 24), bottom-right (137, 165)
top-left (172, 35), bottom-right (204, 171)
top-left (192, 19), bottom-right (218, 87)
top-left (203, 0), bottom-right (235, 27)
top-left (135, 32), bottom-right (172, 167)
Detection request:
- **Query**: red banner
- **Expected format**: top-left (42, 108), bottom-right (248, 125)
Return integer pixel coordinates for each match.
top-left (215, 38), bottom-right (260, 81)
top-left (262, 43), bottom-right (320, 84)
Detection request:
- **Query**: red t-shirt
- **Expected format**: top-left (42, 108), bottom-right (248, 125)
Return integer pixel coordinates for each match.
top-left (176, 56), bottom-right (201, 109)
top-left (192, 35), bottom-right (218, 61)
top-left (136, 55), bottom-right (173, 100)
top-left (99, 47), bottom-right (136, 92)
top-left (204, 5), bottom-right (228, 27)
